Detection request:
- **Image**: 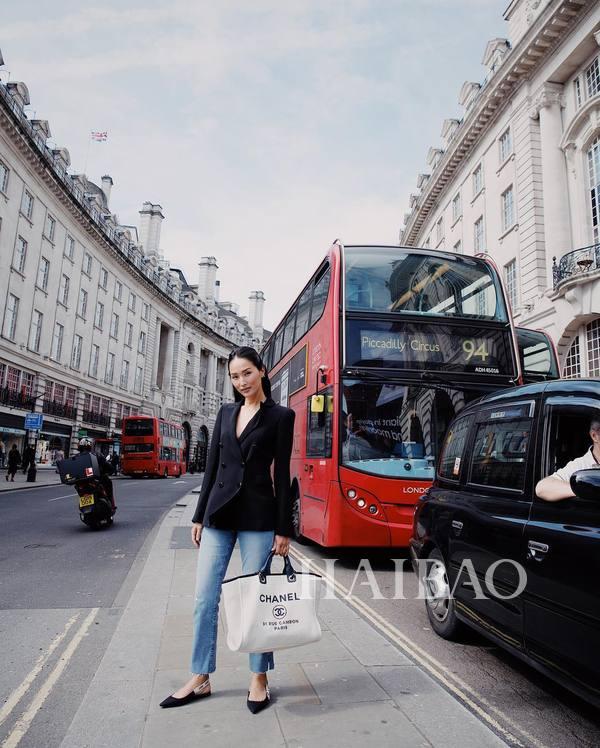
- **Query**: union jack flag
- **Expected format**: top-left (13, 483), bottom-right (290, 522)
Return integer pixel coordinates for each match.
top-left (91, 131), bottom-right (108, 141)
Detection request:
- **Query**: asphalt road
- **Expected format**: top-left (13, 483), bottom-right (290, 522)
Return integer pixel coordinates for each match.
top-left (0, 475), bottom-right (197, 748)
top-left (291, 541), bottom-right (600, 748)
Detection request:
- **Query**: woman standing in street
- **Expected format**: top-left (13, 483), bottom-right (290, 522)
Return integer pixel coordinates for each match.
top-left (160, 346), bottom-right (295, 714)
top-left (6, 444), bottom-right (21, 481)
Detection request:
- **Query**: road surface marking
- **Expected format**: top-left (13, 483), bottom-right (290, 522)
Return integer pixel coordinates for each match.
top-left (47, 494), bottom-right (75, 502)
top-left (290, 546), bottom-right (546, 748)
top-left (2, 608), bottom-right (99, 748)
top-left (174, 480), bottom-right (186, 484)
top-left (0, 613), bottom-right (81, 728)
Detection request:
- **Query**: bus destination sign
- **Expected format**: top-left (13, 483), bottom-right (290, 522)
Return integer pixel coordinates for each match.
top-left (345, 321), bottom-right (512, 375)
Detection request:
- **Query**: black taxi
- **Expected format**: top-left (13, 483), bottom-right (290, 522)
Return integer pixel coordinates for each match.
top-left (410, 379), bottom-right (600, 707)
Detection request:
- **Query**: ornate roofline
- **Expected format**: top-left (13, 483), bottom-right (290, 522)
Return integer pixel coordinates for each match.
top-left (400, 0), bottom-right (593, 246)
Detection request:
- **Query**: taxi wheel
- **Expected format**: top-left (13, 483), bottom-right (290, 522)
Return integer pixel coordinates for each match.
top-left (424, 548), bottom-right (463, 640)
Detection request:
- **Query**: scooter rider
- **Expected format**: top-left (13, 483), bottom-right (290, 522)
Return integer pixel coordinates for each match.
top-left (77, 438), bottom-right (116, 512)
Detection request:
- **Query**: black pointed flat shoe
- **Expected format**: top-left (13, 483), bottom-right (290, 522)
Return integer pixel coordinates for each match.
top-left (247, 686), bottom-right (270, 714)
top-left (160, 679), bottom-right (211, 708)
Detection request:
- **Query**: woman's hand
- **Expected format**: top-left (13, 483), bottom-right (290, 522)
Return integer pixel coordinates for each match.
top-left (191, 523), bottom-right (203, 548)
top-left (272, 535), bottom-right (290, 556)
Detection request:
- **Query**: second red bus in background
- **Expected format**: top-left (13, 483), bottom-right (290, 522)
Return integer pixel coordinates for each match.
top-left (121, 415), bottom-right (186, 478)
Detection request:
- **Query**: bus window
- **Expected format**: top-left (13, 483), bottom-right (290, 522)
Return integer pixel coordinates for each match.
top-left (273, 327), bottom-right (284, 364)
top-left (310, 264), bottom-right (331, 325)
top-left (295, 285), bottom-right (313, 343)
top-left (123, 419), bottom-right (155, 436)
top-left (307, 388), bottom-right (333, 457)
top-left (282, 308), bottom-right (297, 356)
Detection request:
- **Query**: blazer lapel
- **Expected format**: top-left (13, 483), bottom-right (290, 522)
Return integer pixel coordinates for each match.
top-left (227, 401), bottom-right (244, 456)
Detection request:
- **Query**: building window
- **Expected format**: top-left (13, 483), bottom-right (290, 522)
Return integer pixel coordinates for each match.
top-left (72, 334), bottom-right (82, 369)
top-left (563, 336), bottom-right (581, 379)
top-left (587, 318), bottom-right (600, 377)
top-left (59, 274), bottom-right (70, 306)
top-left (110, 312), bottom-right (119, 339)
top-left (499, 128), bottom-right (512, 163)
top-left (29, 310), bottom-right (43, 353)
top-left (4, 294), bottom-right (19, 339)
top-left (120, 360), bottom-right (130, 389)
top-left (37, 256), bottom-right (50, 291)
top-left (574, 77), bottom-right (583, 109)
top-left (106, 353), bottom-right (115, 384)
top-left (45, 214), bottom-right (56, 242)
top-left (115, 281), bottom-right (123, 301)
top-left (504, 259), bottom-right (518, 311)
top-left (472, 163), bottom-right (483, 196)
top-left (128, 293), bottom-right (137, 313)
top-left (134, 365), bottom-right (143, 394)
top-left (435, 217), bottom-right (444, 245)
top-left (0, 160), bottom-right (9, 193)
top-left (51, 322), bottom-right (64, 361)
top-left (83, 252), bottom-right (92, 276)
top-left (453, 240), bottom-right (462, 254)
top-left (587, 135), bottom-right (600, 243)
top-left (99, 267), bottom-right (109, 290)
top-left (125, 322), bottom-right (133, 348)
top-left (65, 234), bottom-right (75, 260)
top-left (78, 288), bottom-right (88, 318)
top-left (452, 192), bottom-right (462, 223)
top-left (89, 345), bottom-right (100, 378)
top-left (142, 302), bottom-right (150, 321)
top-left (14, 236), bottom-right (27, 273)
top-left (138, 331), bottom-right (146, 354)
top-left (501, 185), bottom-right (515, 232)
top-left (21, 189), bottom-right (34, 219)
top-left (94, 301), bottom-right (104, 330)
top-left (474, 216), bottom-right (485, 252)
top-left (585, 57), bottom-right (600, 99)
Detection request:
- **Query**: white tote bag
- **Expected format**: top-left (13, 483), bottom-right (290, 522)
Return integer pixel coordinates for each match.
top-left (221, 552), bottom-right (322, 653)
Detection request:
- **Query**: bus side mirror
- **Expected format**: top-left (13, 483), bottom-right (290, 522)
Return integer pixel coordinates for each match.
top-left (311, 395), bottom-right (325, 413)
top-left (570, 469), bottom-right (600, 501)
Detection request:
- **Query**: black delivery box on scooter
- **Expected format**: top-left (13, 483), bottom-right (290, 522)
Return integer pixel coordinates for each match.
top-left (57, 453), bottom-right (101, 485)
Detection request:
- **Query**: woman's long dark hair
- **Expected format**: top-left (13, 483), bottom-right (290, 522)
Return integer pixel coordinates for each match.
top-left (228, 346), bottom-right (272, 403)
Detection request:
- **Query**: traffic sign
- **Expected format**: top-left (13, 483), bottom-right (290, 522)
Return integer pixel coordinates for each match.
top-left (24, 413), bottom-right (43, 431)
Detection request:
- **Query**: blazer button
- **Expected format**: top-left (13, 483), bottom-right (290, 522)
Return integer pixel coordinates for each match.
top-left (219, 442), bottom-right (224, 448)
top-left (241, 462), bottom-right (245, 467)
top-left (238, 482), bottom-right (242, 487)
top-left (218, 481), bottom-right (224, 488)
top-left (221, 462), bottom-right (226, 468)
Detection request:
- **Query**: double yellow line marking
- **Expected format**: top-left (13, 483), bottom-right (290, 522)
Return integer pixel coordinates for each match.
top-left (1, 608), bottom-right (99, 748)
top-left (290, 546), bottom-right (546, 748)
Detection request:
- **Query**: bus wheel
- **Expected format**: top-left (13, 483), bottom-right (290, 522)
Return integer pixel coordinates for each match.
top-left (292, 488), bottom-right (309, 545)
top-left (163, 468), bottom-right (168, 478)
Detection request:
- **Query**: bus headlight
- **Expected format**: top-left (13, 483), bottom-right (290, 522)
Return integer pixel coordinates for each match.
top-left (368, 505), bottom-right (378, 514)
top-left (357, 498), bottom-right (366, 508)
top-left (347, 488), bottom-right (357, 499)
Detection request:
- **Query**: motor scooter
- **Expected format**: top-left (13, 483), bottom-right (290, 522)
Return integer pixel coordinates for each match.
top-left (72, 475), bottom-right (115, 530)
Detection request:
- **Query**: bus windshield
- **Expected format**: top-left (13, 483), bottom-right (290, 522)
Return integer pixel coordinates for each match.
top-left (344, 246), bottom-right (508, 322)
top-left (342, 378), bottom-right (484, 479)
top-left (123, 419), bottom-right (154, 436)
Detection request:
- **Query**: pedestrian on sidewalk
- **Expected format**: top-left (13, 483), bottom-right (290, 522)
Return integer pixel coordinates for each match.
top-left (0, 439), bottom-right (5, 469)
top-left (6, 444), bottom-right (21, 481)
top-left (160, 346), bottom-right (295, 715)
top-left (22, 444), bottom-right (36, 474)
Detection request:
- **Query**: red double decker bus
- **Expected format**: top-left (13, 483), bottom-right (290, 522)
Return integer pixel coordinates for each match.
top-left (121, 416), bottom-right (186, 478)
top-left (262, 242), bottom-right (522, 547)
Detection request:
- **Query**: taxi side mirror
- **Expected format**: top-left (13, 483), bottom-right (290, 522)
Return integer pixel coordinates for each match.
top-left (311, 395), bottom-right (325, 413)
top-left (570, 469), bottom-right (600, 501)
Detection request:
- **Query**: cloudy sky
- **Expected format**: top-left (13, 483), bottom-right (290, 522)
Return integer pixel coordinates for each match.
top-left (2, 1), bottom-right (506, 329)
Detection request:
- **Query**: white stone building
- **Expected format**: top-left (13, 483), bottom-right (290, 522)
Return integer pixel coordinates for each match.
top-left (400, 0), bottom-right (600, 378)
top-left (0, 63), bottom-right (267, 466)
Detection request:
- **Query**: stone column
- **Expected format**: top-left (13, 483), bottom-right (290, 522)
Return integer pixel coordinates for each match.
top-left (530, 83), bottom-right (571, 287)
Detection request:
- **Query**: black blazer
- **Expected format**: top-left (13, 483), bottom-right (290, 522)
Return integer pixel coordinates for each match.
top-left (192, 398), bottom-right (296, 536)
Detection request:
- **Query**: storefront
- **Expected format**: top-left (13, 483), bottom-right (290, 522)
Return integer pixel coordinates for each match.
top-left (0, 413), bottom-right (27, 463)
top-left (35, 421), bottom-right (73, 464)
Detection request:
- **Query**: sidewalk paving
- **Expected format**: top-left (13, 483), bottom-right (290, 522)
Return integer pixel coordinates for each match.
top-left (0, 466), bottom-right (63, 491)
top-left (60, 492), bottom-right (508, 748)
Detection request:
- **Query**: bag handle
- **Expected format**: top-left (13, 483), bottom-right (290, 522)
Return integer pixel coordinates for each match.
top-left (258, 551), bottom-right (297, 584)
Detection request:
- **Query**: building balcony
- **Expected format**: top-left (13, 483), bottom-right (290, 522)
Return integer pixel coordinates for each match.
top-left (553, 243), bottom-right (600, 290)
top-left (42, 400), bottom-right (76, 420)
top-left (0, 388), bottom-right (36, 410)
top-left (82, 410), bottom-right (110, 427)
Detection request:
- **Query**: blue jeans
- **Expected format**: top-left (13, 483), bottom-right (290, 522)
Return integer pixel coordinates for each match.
top-left (191, 527), bottom-right (275, 675)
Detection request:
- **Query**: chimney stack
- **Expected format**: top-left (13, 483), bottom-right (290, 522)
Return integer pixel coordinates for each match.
top-left (139, 202), bottom-right (164, 255)
top-left (248, 291), bottom-right (265, 338)
top-left (198, 257), bottom-right (218, 304)
top-left (101, 175), bottom-right (113, 207)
